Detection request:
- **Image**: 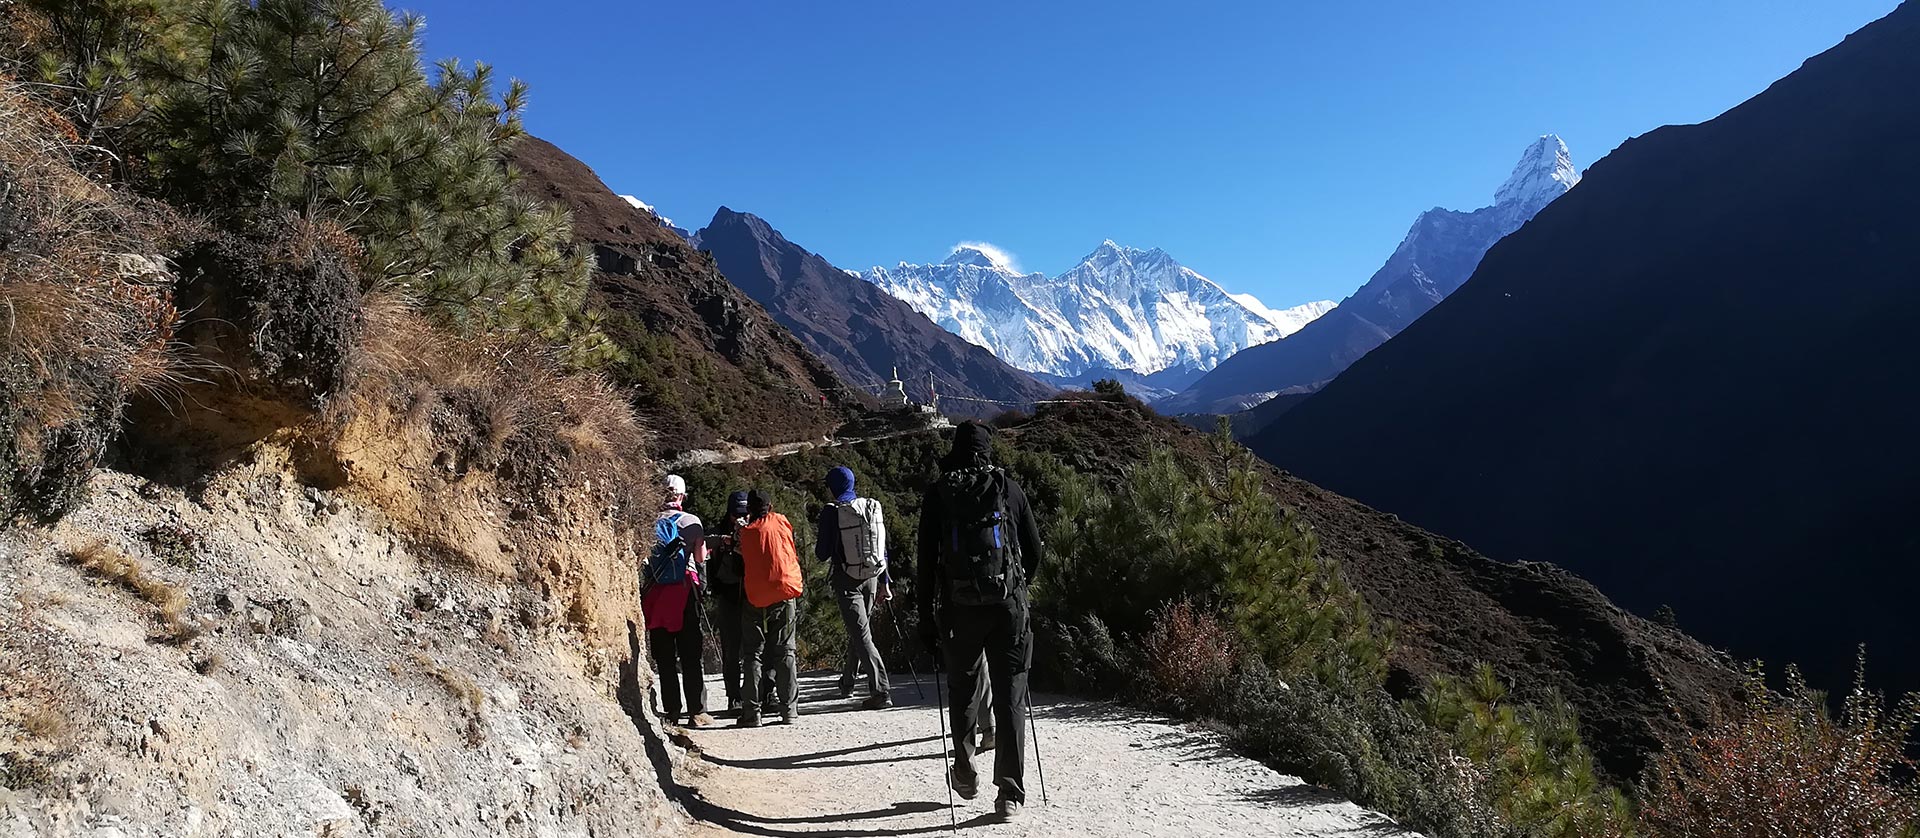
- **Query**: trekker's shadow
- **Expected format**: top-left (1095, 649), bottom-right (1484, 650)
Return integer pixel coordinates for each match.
top-left (700, 734), bottom-right (943, 770)
top-left (681, 795), bottom-right (1002, 837)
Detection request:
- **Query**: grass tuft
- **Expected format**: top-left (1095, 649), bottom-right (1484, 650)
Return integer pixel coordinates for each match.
top-left (65, 540), bottom-right (194, 641)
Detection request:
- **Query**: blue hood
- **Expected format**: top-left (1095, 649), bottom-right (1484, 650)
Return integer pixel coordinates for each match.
top-left (826, 467), bottom-right (856, 503)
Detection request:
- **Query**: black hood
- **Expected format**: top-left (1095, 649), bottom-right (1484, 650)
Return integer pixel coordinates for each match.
top-left (942, 421), bottom-right (994, 470)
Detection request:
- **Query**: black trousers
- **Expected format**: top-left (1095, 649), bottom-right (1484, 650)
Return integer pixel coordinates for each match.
top-left (941, 592), bottom-right (1032, 803)
top-left (649, 588), bottom-right (706, 718)
top-left (711, 586), bottom-right (745, 702)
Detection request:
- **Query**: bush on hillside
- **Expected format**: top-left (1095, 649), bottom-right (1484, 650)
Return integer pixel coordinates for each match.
top-left (1040, 428), bottom-right (1386, 688)
top-left (1421, 664), bottom-right (1633, 838)
top-left (146, 0), bottom-right (591, 333)
top-left (176, 213), bottom-right (363, 405)
top-left (0, 0), bottom-right (183, 155)
top-left (1636, 659), bottom-right (1920, 837)
top-left (1228, 666), bottom-right (1495, 838)
top-left (0, 83), bottom-right (188, 521)
top-left (1139, 599), bottom-right (1238, 716)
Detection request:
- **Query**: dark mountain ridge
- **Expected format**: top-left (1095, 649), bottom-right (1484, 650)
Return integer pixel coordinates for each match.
top-left (693, 208), bottom-right (1058, 412)
top-left (1164, 136), bottom-right (1577, 415)
top-left (1253, 2), bottom-right (1920, 696)
top-left (508, 138), bottom-right (861, 452)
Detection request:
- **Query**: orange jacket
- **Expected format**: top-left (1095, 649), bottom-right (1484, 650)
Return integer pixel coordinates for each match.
top-left (739, 512), bottom-right (804, 608)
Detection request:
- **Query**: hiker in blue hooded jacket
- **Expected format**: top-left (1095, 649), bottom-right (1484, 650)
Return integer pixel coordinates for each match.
top-left (916, 421), bottom-right (1044, 822)
top-left (816, 466), bottom-right (893, 710)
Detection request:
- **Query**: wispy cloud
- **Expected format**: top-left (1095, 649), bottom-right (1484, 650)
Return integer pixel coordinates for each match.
top-left (952, 240), bottom-right (1021, 272)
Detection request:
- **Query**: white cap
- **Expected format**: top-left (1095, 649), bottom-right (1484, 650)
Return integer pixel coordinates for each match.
top-left (665, 474), bottom-right (687, 496)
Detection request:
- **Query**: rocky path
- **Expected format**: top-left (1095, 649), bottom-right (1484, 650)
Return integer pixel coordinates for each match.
top-left (673, 671), bottom-right (1420, 837)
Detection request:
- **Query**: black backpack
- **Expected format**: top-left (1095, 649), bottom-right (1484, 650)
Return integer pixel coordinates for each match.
top-left (935, 466), bottom-right (1020, 605)
top-left (709, 518), bottom-right (747, 588)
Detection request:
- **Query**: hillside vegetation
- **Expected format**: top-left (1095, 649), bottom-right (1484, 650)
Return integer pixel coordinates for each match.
top-left (0, 0), bottom-right (687, 832)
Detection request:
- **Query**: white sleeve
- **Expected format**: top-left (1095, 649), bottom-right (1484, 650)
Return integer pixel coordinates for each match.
top-left (868, 499), bottom-right (888, 565)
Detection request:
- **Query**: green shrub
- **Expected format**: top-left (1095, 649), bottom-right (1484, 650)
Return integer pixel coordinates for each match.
top-left (1228, 663), bottom-right (1493, 838)
top-left (154, 0), bottom-right (591, 332)
top-left (1039, 426), bottom-right (1386, 689)
top-left (1421, 664), bottom-right (1633, 837)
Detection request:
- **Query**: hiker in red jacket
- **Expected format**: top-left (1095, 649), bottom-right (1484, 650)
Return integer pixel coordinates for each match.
top-left (643, 474), bottom-right (713, 728)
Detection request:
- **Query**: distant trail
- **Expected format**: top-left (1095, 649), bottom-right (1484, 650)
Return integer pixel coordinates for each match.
top-left (667, 426), bottom-right (944, 469)
top-left (674, 671), bottom-right (1420, 837)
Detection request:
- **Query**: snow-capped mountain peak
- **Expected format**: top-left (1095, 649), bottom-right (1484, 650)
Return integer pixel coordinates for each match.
top-left (943, 245), bottom-right (1005, 269)
top-left (862, 241), bottom-right (1335, 378)
top-left (1494, 134), bottom-right (1581, 213)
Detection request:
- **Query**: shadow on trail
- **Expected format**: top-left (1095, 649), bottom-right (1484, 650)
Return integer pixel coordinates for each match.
top-left (682, 794), bottom-right (1001, 837)
top-left (702, 735), bottom-right (943, 770)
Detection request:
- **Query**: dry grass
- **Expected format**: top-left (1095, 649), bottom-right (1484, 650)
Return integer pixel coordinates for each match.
top-left (1637, 660), bottom-right (1920, 837)
top-left (341, 296), bottom-right (655, 509)
top-left (412, 652), bottom-right (485, 715)
top-left (65, 540), bottom-right (195, 642)
top-left (1140, 599), bottom-right (1241, 717)
top-left (0, 81), bottom-right (203, 519)
top-left (412, 650), bottom-right (486, 746)
top-left (17, 703), bottom-right (69, 740)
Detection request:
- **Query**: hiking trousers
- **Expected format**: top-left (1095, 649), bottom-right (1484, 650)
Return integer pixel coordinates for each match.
top-left (835, 576), bottom-right (889, 696)
top-left (649, 589), bottom-right (706, 719)
top-left (741, 598), bottom-right (799, 717)
top-left (940, 591), bottom-right (1032, 803)
top-left (972, 650), bottom-right (994, 737)
top-left (711, 587), bottom-right (745, 702)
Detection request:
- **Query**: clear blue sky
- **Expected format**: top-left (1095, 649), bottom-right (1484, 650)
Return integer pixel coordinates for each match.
top-left (399, 0), bottom-right (1896, 305)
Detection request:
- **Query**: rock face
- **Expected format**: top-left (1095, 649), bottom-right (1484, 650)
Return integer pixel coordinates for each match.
top-left (0, 463), bottom-right (691, 837)
top-left (691, 208), bottom-right (1058, 411)
top-left (1253, 4), bottom-right (1920, 696)
top-left (1163, 136), bottom-right (1579, 414)
top-left (863, 241), bottom-right (1333, 381)
top-left (508, 137), bottom-right (857, 453)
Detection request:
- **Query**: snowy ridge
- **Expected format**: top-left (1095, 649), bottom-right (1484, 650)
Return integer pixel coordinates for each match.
top-left (618, 194), bottom-right (690, 239)
top-left (862, 241), bottom-right (1335, 377)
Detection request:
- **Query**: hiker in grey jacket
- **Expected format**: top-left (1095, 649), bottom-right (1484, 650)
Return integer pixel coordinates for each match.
top-left (816, 466), bottom-right (892, 710)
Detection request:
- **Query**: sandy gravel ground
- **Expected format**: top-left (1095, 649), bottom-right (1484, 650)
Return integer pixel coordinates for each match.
top-left (676, 671), bottom-right (1419, 837)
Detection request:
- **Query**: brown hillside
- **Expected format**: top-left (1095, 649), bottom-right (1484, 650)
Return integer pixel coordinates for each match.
top-left (507, 137), bottom-right (863, 453)
top-left (1008, 396), bottom-right (1739, 781)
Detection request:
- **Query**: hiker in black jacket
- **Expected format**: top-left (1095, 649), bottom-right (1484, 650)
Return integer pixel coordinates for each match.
top-left (917, 421), bottom-right (1043, 823)
top-left (706, 490), bottom-right (752, 713)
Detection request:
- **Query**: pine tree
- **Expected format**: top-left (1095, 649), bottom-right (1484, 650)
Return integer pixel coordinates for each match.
top-left (148, 0), bottom-right (589, 333)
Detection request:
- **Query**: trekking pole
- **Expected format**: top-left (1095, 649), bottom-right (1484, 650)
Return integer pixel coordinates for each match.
top-left (1027, 696), bottom-right (1050, 805)
top-left (884, 600), bottom-right (925, 700)
top-left (933, 660), bottom-right (957, 833)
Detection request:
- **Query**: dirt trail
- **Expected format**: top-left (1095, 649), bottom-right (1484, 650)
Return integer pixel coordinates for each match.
top-left (673, 671), bottom-right (1420, 837)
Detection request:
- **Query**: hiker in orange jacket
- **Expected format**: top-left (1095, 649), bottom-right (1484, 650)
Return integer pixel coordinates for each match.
top-left (735, 489), bottom-right (804, 727)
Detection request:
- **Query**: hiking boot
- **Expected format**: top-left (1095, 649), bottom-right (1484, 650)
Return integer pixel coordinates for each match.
top-left (734, 713), bottom-right (761, 729)
top-left (861, 693), bottom-right (893, 710)
top-left (690, 713), bottom-right (716, 728)
top-left (949, 760), bottom-right (979, 800)
top-left (995, 798), bottom-right (1022, 822)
